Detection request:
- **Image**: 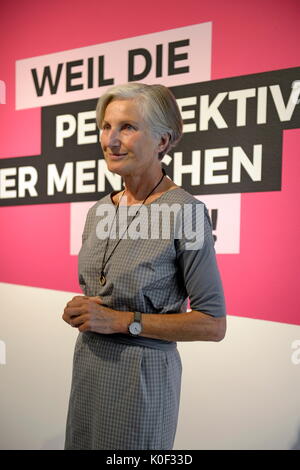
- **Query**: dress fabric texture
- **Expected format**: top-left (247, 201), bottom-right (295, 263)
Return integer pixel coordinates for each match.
top-left (64, 187), bottom-right (226, 450)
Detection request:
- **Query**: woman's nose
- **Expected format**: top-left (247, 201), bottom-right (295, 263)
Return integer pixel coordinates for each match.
top-left (107, 129), bottom-right (121, 147)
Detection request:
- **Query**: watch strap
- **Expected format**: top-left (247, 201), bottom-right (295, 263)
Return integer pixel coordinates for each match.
top-left (134, 311), bottom-right (141, 323)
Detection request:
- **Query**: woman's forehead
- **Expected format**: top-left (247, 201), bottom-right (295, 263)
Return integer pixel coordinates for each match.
top-left (104, 98), bottom-right (144, 121)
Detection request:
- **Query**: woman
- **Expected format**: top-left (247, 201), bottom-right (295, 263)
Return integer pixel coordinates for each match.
top-left (62, 83), bottom-right (226, 450)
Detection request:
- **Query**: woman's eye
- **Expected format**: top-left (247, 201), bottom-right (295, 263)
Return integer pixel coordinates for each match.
top-left (122, 124), bottom-right (135, 131)
top-left (101, 123), bottom-right (136, 132)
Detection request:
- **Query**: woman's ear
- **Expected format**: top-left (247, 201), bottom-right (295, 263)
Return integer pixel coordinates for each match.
top-left (158, 133), bottom-right (170, 153)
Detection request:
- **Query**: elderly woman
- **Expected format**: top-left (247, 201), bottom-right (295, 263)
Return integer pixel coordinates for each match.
top-left (62, 83), bottom-right (226, 450)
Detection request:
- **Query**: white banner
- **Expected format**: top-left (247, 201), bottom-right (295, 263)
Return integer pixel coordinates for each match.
top-left (16, 23), bottom-right (212, 109)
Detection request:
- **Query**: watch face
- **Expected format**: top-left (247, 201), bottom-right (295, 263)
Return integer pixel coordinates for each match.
top-left (129, 321), bottom-right (142, 336)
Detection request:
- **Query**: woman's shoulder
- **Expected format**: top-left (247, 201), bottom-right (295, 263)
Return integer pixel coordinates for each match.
top-left (160, 187), bottom-right (210, 231)
top-left (160, 186), bottom-right (205, 206)
top-left (85, 192), bottom-right (113, 218)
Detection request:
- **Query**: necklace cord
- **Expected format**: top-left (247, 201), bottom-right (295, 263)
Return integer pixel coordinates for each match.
top-left (100, 168), bottom-right (166, 280)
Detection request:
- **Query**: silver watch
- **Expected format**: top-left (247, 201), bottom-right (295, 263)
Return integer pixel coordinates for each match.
top-left (128, 311), bottom-right (142, 336)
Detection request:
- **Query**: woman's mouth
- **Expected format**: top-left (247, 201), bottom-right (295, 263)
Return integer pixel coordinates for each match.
top-left (107, 153), bottom-right (128, 160)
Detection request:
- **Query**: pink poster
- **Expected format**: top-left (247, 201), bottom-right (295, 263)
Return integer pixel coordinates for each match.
top-left (0, 0), bottom-right (299, 326)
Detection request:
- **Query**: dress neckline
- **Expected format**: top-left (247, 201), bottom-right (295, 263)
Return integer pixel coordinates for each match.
top-left (109, 186), bottom-right (182, 207)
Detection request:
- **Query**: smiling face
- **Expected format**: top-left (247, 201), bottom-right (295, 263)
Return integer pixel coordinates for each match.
top-left (100, 99), bottom-right (161, 177)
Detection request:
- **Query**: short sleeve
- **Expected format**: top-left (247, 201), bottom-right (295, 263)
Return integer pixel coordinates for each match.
top-left (175, 203), bottom-right (226, 318)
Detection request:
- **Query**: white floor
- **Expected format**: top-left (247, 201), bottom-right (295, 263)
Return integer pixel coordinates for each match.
top-left (0, 282), bottom-right (299, 450)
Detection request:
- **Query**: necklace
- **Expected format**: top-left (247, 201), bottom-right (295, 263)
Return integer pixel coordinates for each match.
top-left (99, 168), bottom-right (166, 287)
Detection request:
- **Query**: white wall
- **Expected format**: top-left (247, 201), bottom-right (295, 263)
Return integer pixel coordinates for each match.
top-left (0, 282), bottom-right (299, 450)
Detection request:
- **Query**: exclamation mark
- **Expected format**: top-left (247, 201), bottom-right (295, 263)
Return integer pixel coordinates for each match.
top-left (211, 209), bottom-right (218, 243)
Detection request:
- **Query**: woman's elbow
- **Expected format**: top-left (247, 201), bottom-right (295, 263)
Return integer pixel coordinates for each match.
top-left (213, 316), bottom-right (227, 342)
top-left (193, 311), bottom-right (227, 341)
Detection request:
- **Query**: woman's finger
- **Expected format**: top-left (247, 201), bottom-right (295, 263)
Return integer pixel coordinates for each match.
top-left (88, 296), bottom-right (103, 304)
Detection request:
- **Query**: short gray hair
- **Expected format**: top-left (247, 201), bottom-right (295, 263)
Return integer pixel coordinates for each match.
top-left (96, 82), bottom-right (183, 160)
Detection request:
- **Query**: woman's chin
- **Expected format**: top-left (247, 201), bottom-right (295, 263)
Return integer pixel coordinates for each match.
top-left (105, 161), bottom-right (128, 176)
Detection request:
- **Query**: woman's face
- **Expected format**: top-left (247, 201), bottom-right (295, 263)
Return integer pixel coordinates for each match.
top-left (100, 98), bottom-right (161, 176)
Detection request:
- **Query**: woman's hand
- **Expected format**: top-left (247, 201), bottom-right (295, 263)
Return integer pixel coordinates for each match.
top-left (62, 295), bottom-right (128, 334)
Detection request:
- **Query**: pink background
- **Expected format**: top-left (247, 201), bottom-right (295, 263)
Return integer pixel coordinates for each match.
top-left (0, 0), bottom-right (299, 325)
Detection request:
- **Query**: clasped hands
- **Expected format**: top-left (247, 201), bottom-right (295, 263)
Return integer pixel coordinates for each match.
top-left (62, 295), bottom-right (127, 334)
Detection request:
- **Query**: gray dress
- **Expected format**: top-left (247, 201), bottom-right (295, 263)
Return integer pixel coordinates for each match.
top-left (64, 187), bottom-right (226, 450)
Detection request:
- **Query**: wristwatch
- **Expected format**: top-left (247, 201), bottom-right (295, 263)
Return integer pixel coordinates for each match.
top-left (128, 311), bottom-right (142, 336)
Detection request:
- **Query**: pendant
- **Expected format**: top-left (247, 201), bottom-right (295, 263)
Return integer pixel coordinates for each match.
top-left (99, 273), bottom-right (106, 286)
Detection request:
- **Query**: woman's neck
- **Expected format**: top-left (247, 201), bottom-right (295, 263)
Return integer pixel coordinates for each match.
top-left (122, 166), bottom-right (166, 205)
